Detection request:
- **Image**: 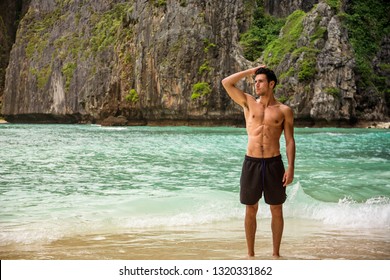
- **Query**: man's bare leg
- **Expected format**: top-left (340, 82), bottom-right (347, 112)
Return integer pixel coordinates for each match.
top-left (270, 204), bottom-right (284, 258)
top-left (245, 203), bottom-right (259, 257)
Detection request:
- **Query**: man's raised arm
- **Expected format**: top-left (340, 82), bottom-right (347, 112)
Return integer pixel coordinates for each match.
top-left (221, 67), bottom-right (260, 108)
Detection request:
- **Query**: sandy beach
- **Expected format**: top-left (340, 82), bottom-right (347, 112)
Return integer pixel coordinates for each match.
top-left (1, 218), bottom-right (388, 260)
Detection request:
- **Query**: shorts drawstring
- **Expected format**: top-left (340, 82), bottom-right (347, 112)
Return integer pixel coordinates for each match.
top-left (261, 159), bottom-right (266, 189)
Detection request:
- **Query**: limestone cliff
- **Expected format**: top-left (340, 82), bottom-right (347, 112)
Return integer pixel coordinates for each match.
top-left (265, 2), bottom-right (358, 123)
top-left (1, 0), bottom-right (389, 125)
top-left (0, 0), bottom-right (30, 114)
top-left (260, 0), bottom-right (389, 124)
top-left (2, 0), bottom-right (252, 125)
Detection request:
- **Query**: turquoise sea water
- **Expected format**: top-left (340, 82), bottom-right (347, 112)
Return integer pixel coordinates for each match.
top-left (0, 124), bottom-right (389, 246)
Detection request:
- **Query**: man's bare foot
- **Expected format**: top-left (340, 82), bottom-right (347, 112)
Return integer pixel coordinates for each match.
top-left (246, 255), bottom-right (256, 260)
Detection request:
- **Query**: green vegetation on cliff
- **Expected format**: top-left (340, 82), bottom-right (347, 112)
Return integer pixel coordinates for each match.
top-left (262, 10), bottom-right (306, 67)
top-left (240, 3), bottom-right (321, 83)
top-left (239, 0), bottom-right (285, 61)
top-left (191, 82), bottom-right (211, 100)
top-left (325, 0), bottom-right (342, 11)
top-left (90, 3), bottom-right (133, 53)
top-left (126, 89), bottom-right (139, 103)
top-left (151, 0), bottom-right (167, 8)
top-left (62, 62), bottom-right (77, 91)
top-left (344, 0), bottom-right (390, 106)
top-left (345, 0), bottom-right (389, 72)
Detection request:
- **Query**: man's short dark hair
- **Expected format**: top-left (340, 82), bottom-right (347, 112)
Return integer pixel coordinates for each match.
top-left (255, 67), bottom-right (278, 88)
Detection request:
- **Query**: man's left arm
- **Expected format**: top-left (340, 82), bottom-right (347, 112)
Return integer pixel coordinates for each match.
top-left (282, 106), bottom-right (296, 187)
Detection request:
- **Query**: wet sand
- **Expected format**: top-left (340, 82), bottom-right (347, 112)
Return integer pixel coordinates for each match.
top-left (1, 218), bottom-right (389, 260)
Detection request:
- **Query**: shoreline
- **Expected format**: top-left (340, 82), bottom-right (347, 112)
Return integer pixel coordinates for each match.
top-left (1, 118), bottom-right (389, 129)
top-left (1, 218), bottom-right (389, 260)
top-left (355, 121), bottom-right (390, 129)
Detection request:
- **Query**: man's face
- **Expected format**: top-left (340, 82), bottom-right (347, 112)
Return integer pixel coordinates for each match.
top-left (254, 74), bottom-right (270, 96)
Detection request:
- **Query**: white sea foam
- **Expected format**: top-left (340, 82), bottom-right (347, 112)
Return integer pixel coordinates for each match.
top-left (1, 184), bottom-right (389, 245)
top-left (284, 182), bottom-right (390, 229)
top-left (100, 126), bottom-right (127, 130)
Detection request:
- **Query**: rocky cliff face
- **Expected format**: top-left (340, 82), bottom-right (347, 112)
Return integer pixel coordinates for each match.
top-left (0, 0), bottom-right (30, 113)
top-left (1, 0), bottom-right (389, 125)
top-left (2, 0), bottom-right (252, 125)
top-left (267, 2), bottom-right (358, 123)
top-left (262, 0), bottom-right (388, 124)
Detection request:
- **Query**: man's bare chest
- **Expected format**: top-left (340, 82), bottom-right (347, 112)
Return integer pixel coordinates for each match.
top-left (246, 105), bottom-right (284, 127)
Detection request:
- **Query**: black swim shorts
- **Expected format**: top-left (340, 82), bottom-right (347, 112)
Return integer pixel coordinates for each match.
top-left (240, 155), bottom-right (286, 205)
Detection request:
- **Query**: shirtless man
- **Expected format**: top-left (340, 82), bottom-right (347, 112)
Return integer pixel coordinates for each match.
top-left (222, 66), bottom-right (295, 258)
